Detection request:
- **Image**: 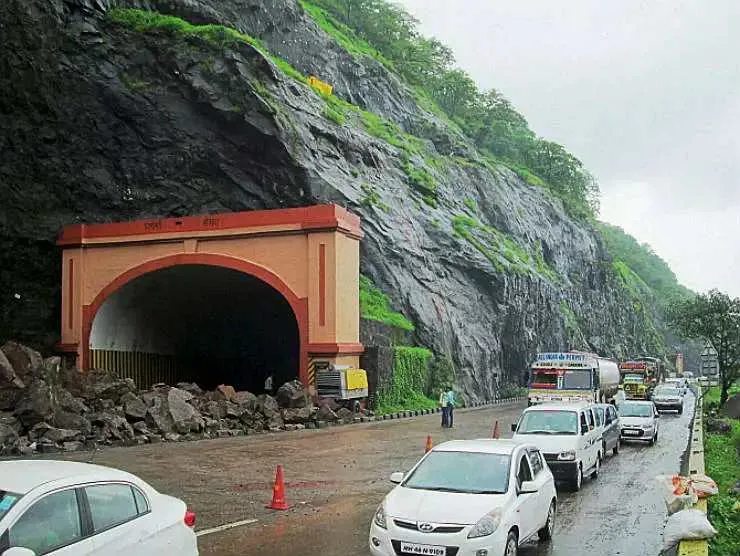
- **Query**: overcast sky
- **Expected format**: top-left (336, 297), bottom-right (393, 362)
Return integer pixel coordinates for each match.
top-left (399, 0), bottom-right (740, 296)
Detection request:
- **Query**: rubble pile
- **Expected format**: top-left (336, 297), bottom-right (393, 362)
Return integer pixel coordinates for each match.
top-left (0, 342), bottom-right (348, 455)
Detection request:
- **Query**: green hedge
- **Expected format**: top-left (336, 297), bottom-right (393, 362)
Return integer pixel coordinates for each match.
top-left (375, 346), bottom-right (435, 414)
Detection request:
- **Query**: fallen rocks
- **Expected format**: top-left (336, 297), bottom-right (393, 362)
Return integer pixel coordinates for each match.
top-left (276, 380), bottom-right (309, 408)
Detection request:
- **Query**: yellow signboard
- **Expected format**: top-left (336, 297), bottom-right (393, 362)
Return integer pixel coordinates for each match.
top-left (345, 368), bottom-right (368, 390)
top-left (308, 75), bottom-right (333, 96)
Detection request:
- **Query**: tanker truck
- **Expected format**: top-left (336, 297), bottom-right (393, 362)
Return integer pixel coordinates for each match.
top-left (526, 351), bottom-right (620, 406)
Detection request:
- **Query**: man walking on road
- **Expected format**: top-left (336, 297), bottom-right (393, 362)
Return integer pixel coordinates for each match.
top-left (445, 387), bottom-right (456, 428)
top-left (439, 388), bottom-right (449, 427)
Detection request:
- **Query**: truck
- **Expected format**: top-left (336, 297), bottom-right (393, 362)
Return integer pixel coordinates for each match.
top-left (619, 357), bottom-right (662, 400)
top-left (526, 351), bottom-right (620, 406)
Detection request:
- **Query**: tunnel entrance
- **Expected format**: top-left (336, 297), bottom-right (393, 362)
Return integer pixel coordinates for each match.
top-left (89, 264), bottom-right (299, 392)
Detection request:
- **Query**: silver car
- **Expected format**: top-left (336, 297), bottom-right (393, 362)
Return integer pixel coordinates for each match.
top-left (652, 385), bottom-right (684, 414)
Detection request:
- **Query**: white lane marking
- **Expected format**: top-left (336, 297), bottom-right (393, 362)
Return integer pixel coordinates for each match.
top-left (195, 518), bottom-right (259, 537)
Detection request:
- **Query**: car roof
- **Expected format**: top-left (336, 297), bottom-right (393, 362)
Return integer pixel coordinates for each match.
top-left (0, 460), bottom-right (142, 495)
top-left (523, 402), bottom-right (591, 412)
top-left (432, 439), bottom-right (523, 455)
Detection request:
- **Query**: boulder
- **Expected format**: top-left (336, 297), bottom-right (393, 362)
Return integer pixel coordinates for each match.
top-left (145, 396), bottom-right (174, 434)
top-left (14, 380), bottom-right (55, 427)
top-left (276, 380), bottom-right (309, 408)
top-left (706, 418), bottom-right (732, 434)
top-left (215, 384), bottom-right (236, 402)
top-left (336, 407), bottom-right (353, 423)
top-left (0, 349), bottom-right (26, 410)
top-left (52, 410), bottom-right (92, 436)
top-left (57, 389), bottom-right (88, 414)
top-left (63, 441), bottom-right (83, 452)
top-left (41, 426), bottom-right (81, 443)
top-left (1, 341), bottom-right (43, 382)
top-left (120, 392), bottom-right (147, 421)
top-left (233, 391), bottom-right (258, 412)
top-left (257, 394), bottom-right (283, 429)
top-left (316, 403), bottom-right (338, 422)
top-left (0, 414), bottom-right (20, 451)
top-left (282, 407), bottom-right (312, 424)
top-left (131, 421), bottom-right (149, 434)
top-left (220, 400), bottom-right (242, 419)
top-left (176, 382), bottom-right (203, 396)
top-left (203, 401), bottom-right (224, 419)
top-left (87, 370), bottom-right (136, 403)
top-left (723, 393), bottom-right (740, 419)
top-left (167, 388), bottom-right (202, 434)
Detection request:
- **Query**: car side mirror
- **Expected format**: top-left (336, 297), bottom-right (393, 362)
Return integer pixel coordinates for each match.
top-left (390, 472), bottom-right (405, 484)
top-left (511, 423), bottom-right (517, 433)
top-left (519, 480), bottom-right (538, 494)
top-left (3, 548), bottom-right (37, 556)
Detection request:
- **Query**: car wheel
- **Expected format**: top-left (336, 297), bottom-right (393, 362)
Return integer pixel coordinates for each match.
top-left (678, 406), bottom-right (683, 415)
top-left (649, 433), bottom-right (656, 446)
top-left (504, 530), bottom-right (518, 556)
top-left (571, 464), bottom-right (583, 491)
top-left (602, 441), bottom-right (607, 458)
top-left (613, 438), bottom-right (620, 455)
top-left (538, 500), bottom-right (556, 541)
top-left (591, 455), bottom-right (600, 479)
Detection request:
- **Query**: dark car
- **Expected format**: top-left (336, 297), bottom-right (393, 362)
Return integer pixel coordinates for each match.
top-left (652, 386), bottom-right (684, 413)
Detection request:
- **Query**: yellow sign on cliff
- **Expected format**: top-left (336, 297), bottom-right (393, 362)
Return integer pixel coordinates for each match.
top-left (308, 76), bottom-right (333, 96)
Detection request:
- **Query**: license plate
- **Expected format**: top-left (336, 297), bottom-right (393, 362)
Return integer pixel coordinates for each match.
top-left (400, 542), bottom-right (446, 555)
top-left (623, 429), bottom-right (640, 436)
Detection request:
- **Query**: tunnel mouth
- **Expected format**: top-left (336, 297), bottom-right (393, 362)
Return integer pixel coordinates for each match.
top-left (89, 264), bottom-right (299, 392)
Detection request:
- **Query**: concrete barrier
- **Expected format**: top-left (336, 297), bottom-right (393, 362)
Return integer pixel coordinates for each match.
top-left (678, 395), bottom-right (708, 556)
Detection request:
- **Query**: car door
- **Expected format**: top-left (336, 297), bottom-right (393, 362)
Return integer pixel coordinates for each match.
top-left (513, 452), bottom-right (539, 541)
top-left (526, 449), bottom-right (551, 529)
top-left (1, 488), bottom-right (96, 555)
top-left (584, 408), bottom-right (599, 467)
top-left (84, 483), bottom-right (154, 555)
top-left (605, 406), bottom-right (619, 450)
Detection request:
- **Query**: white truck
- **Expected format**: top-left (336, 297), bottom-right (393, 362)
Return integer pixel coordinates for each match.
top-left (526, 351), bottom-right (620, 406)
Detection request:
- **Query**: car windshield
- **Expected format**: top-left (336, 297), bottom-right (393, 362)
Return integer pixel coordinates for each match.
top-left (655, 387), bottom-right (679, 396)
top-left (402, 451), bottom-right (510, 494)
top-left (0, 491), bottom-right (22, 519)
top-left (562, 370), bottom-right (591, 389)
top-left (618, 403), bottom-right (653, 417)
top-left (516, 410), bottom-right (578, 435)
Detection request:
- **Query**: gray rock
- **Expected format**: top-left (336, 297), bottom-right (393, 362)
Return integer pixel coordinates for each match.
top-left (282, 406), bottom-right (312, 424)
top-left (316, 404), bottom-right (338, 422)
top-left (41, 426), bottom-right (80, 443)
top-left (215, 385), bottom-right (236, 402)
top-left (336, 407), bottom-right (353, 423)
top-left (276, 380), bottom-right (309, 409)
top-left (723, 393), bottom-right (740, 419)
top-left (52, 410), bottom-right (91, 435)
top-left (176, 382), bottom-right (203, 396)
top-left (203, 401), bottom-right (224, 419)
top-left (0, 349), bottom-right (26, 410)
top-left (1, 341), bottom-right (43, 382)
top-left (14, 380), bottom-right (55, 427)
top-left (121, 392), bottom-right (147, 421)
top-left (233, 391), bottom-right (258, 412)
top-left (167, 388), bottom-right (202, 433)
top-left (132, 421), bottom-right (149, 434)
top-left (62, 440), bottom-right (83, 452)
top-left (37, 441), bottom-right (61, 454)
top-left (57, 389), bottom-right (89, 414)
top-left (706, 418), bottom-right (732, 434)
top-left (145, 396), bottom-right (174, 434)
top-left (164, 432), bottom-right (182, 442)
top-left (220, 400), bottom-right (242, 419)
top-left (257, 394), bottom-right (283, 429)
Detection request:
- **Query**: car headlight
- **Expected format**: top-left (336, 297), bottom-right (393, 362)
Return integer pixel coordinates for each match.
top-left (641, 424), bottom-right (653, 430)
top-left (467, 511), bottom-right (501, 539)
top-left (373, 503), bottom-right (387, 529)
top-left (557, 450), bottom-right (576, 461)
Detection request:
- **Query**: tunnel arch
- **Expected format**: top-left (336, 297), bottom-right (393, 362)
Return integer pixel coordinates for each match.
top-left (81, 253), bottom-right (308, 388)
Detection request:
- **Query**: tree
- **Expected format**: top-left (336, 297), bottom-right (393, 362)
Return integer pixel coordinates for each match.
top-left (667, 289), bottom-right (740, 405)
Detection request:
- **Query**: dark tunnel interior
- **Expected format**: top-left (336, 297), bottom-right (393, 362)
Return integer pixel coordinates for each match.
top-left (89, 264), bottom-right (299, 392)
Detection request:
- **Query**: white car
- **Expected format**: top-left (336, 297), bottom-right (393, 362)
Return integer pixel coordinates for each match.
top-left (511, 402), bottom-right (601, 491)
top-left (0, 460), bottom-right (198, 556)
top-left (369, 439), bottom-right (556, 556)
top-left (618, 400), bottom-right (660, 445)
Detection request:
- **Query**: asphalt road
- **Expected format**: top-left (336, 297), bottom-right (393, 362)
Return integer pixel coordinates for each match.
top-left (51, 395), bottom-right (693, 556)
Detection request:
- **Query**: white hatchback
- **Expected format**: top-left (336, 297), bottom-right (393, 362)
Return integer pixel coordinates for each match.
top-left (618, 400), bottom-right (660, 445)
top-left (0, 460), bottom-right (198, 556)
top-left (369, 439), bottom-right (557, 556)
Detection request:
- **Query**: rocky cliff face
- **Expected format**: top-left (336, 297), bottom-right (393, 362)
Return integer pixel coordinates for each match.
top-left (1, 0), bottom-right (665, 400)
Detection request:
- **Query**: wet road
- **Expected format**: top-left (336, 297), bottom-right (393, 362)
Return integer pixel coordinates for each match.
top-left (49, 395), bottom-right (693, 556)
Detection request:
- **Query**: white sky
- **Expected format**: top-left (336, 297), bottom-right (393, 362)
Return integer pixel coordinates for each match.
top-left (399, 0), bottom-right (740, 296)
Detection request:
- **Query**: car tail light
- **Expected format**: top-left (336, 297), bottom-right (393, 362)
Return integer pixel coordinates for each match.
top-left (184, 509), bottom-right (196, 528)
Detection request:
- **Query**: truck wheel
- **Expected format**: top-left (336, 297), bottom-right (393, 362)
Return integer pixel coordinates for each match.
top-left (613, 438), bottom-right (620, 455)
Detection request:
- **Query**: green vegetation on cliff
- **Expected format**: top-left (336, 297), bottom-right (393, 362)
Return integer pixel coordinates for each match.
top-left (301, 0), bottom-right (599, 219)
top-left (359, 275), bottom-right (414, 331)
top-left (598, 222), bottom-right (693, 305)
top-left (375, 346), bottom-right (436, 414)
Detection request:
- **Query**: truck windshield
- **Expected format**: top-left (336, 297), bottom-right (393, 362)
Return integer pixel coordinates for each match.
top-left (623, 374), bottom-right (644, 383)
top-left (531, 370), bottom-right (557, 386)
top-left (562, 369), bottom-right (591, 389)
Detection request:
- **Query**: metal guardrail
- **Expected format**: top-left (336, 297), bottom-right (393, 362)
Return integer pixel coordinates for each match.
top-left (678, 394), bottom-right (709, 556)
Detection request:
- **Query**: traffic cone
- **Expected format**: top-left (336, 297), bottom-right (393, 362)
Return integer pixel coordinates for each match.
top-left (266, 465), bottom-right (290, 510)
top-left (492, 420), bottom-right (500, 439)
top-left (425, 435), bottom-right (433, 453)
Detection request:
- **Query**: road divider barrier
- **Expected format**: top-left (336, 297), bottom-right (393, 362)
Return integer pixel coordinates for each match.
top-left (678, 395), bottom-right (709, 556)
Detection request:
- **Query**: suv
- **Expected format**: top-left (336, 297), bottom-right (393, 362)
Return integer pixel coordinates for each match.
top-left (512, 402), bottom-right (601, 491)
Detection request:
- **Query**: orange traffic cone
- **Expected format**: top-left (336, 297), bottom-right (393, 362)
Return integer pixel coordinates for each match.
top-left (425, 435), bottom-right (433, 453)
top-left (266, 465), bottom-right (290, 510)
top-left (492, 420), bottom-right (500, 439)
